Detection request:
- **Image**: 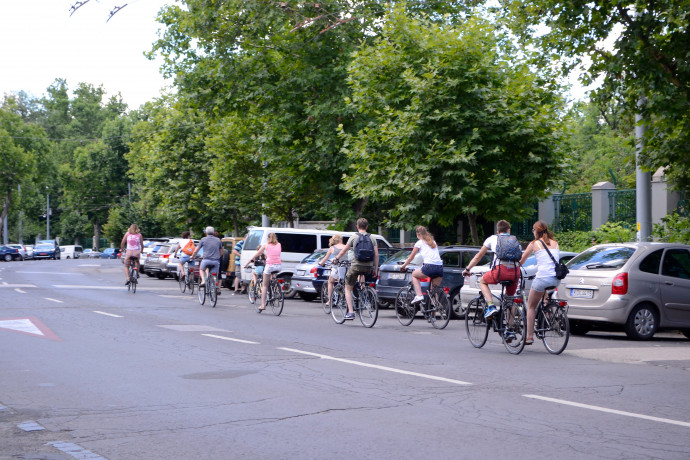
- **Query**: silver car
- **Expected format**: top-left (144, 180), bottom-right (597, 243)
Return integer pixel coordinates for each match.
top-left (562, 242), bottom-right (690, 340)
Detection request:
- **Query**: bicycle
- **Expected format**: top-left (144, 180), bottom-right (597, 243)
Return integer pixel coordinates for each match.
top-left (523, 275), bottom-right (570, 354)
top-left (320, 260), bottom-right (346, 314)
top-left (257, 269), bottom-right (284, 316)
top-left (330, 261), bottom-right (378, 328)
top-left (395, 268), bottom-right (451, 329)
top-left (178, 261), bottom-right (195, 295)
top-left (247, 265), bottom-right (262, 305)
top-left (126, 257), bottom-right (138, 294)
top-left (197, 263), bottom-right (219, 308)
top-left (465, 273), bottom-right (527, 354)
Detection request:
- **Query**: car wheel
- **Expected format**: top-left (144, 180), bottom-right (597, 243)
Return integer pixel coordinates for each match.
top-left (299, 292), bottom-right (318, 302)
top-left (156, 273), bottom-right (166, 280)
top-left (3, 254), bottom-right (11, 262)
top-left (450, 287), bottom-right (465, 319)
top-left (569, 321), bottom-right (591, 336)
top-left (282, 277), bottom-right (296, 298)
top-left (624, 303), bottom-right (659, 340)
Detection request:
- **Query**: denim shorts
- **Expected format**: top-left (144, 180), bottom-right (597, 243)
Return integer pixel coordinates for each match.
top-left (200, 259), bottom-right (220, 275)
top-left (254, 265), bottom-right (264, 275)
top-left (531, 276), bottom-right (559, 293)
top-left (180, 254), bottom-right (191, 264)
top-left (421, 263), bottom-right (443, 279)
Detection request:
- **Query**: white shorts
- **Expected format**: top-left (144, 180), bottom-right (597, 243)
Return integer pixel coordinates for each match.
top-left (265, 264), bottom-right (281, 275)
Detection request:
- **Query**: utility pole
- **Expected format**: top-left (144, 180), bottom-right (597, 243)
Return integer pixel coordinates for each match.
top-left (18, 184), bottom-right (22, 244)
top-left (46, 190), bottom-right (50, 240)
top-left (635, 98), bottom-right (652, 241)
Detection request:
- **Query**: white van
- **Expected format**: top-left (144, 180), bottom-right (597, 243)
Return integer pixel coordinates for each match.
top-left (239, 227), bottom-right (392, 297)
top-left (61, 245), bottom-right (83, 259)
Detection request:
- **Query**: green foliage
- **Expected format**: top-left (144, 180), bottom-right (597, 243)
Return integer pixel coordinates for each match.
top-left (556, 221), bottom-right (637, 252)
top-left (653, 212), bottom-right (690, 244)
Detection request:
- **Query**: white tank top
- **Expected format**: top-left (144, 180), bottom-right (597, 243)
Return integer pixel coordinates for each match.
top-left (535, 246), bottom-right (559, 278)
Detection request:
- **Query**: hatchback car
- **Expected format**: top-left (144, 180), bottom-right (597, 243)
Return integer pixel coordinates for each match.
top-left (100, 248), bottom-right (122, 259)
top-left (561, 242), bottom-right (690, 340)
top-left (144, 244), bottom-right (177, 279)
top-left (377, 245), bottom-right (487, 317)
top-left (33, 242), bottom-right (61, 260)
top-left (0, 245), bottom-right (23, 261)
top-left (6, 244), bottom-right (27, 260)
top-left (291, 250), bottom-right (329, 301)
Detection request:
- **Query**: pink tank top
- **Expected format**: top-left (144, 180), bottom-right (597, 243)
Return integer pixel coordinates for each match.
top-left (265, 243), bottom-right (281, 265)
top-left (126, 232), bottom-right (142, 251)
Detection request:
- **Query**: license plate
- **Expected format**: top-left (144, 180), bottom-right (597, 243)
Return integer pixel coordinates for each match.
top-left (297, 270), bottom-right (305, 276)
top-left (570, 289), bottom-right (594, 299)
top-left (388, 272), bottom-right (406, 280)
top-left (323, 270), bottom-right (331, 277)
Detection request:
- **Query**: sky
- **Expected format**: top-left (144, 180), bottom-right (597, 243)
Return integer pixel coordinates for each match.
top-left (0, 0), bottom-right (170, 109)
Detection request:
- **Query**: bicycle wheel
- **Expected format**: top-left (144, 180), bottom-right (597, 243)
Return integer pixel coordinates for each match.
top-left (429, 287), bottom-right (451, 330)
top-left (198, 278), bottom-right (206, 305)
top-left (358, 286), bottom-right (378, 328)
top-left (395, 287), bottom-right (416, 326)
top-left (209, 274), bottom-right (218, 308)
top-left (320, 282), bottom-right (331, 314)
top-left (465, 298), bottom-right (489, 348)
top-left (248, 279), bottom-right (257, 304)
top-left (127, 267), bottom-right (133, 293)
top-left (330, 284), bottom-right (347, 324)
top-left (131, 270), bottom-right (137, 294)
top-left (542, 302), bottom-right (570, 355)
top-left (187, 271), bottom-right (195, 295)
top-left (502, 300), bottom-right (526, 355)
top-left (178, 268), bottom-right (186, 293)
top-left (270, 281), bottom-right (284, 316)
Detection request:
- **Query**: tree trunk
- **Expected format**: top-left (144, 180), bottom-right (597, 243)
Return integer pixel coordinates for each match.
top-left (233, 210), bottom-right (239, 237)
top-left (467, 212), bottom-right (479, 246)
top-left (93, 222), bottom-right (101, 250)
top-left (1, 190), bottom-right (12, 243)
top-left (347, 197), bottom-right (369, 231)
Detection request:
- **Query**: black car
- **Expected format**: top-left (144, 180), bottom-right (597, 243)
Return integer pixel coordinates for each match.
top-left (33, 242), bottom-right (61, 260)
top-left (0, 245), bottom-right (23, 262)
top-left (376, 245), bottom-right (491, 318)
top-left (313, 246), bottom-right (401, 299)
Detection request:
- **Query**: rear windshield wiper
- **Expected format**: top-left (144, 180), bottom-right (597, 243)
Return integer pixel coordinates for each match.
top-left (584, 263), bottom-right (619, 269)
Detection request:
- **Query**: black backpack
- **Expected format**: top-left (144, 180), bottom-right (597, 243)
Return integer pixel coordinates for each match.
top-left (353, 233), bottom-right (375, 262)
top-left (494, 234), bottom-right (522, 264)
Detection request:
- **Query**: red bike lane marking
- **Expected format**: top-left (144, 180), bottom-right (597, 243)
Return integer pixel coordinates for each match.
top-left (0, 317), bottom-right (62, 341)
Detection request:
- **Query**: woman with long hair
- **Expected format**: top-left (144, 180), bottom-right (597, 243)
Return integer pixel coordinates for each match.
top-left (400, 226), bottom-right (444, 304)
top-left (250, 232), bottom-right (282, 312)
top-left (120, 224), bottom-right (144, 285)
top-left (318, 233), bottom-right (347, 308)
top-left (518, 220), bottom-right (560, 345)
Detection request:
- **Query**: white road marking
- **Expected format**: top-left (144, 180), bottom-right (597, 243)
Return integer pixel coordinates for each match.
top-left (523, 394), bottom-right (690, 428)
top-left (0, 319), bottom-right (44, 336)
top-left (44, 298), bottom-right (63, 303)
top-left (279, 347), bottom-right (472, 386)
top-left (48, 441), bottom-right (106, 460)
top-left (202, 334), bottom-right (259, 344)
top-left (18, 421), bottom-right (45, 432)
top-left (93, 311), bottom-right (124, 318)
top-left (0, 283), bottom-right (36, 288)
top-left (14, 288), bottom-right (26, 294)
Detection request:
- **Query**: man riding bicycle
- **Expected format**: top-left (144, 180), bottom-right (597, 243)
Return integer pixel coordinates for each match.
top-left (400, 226), bottom-right (443, 304)
top-left (120, 224), bottom-right (144, 285)
top-left (191, 226), bottom-right (223, 288)
top-left (333, 218), bottom-right (379, 321)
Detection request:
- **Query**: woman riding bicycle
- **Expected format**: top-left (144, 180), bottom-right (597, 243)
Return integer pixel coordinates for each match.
top-left (400, 226), bottom-right (443, 304)
top-left (251, 232), bottom-right (281, 312)
top-left (318, 233), bottom-right (347, 308)
top-left (120, 224), bottom-right (144, 285)
top-left (518, 220), bottom-right (561, 345)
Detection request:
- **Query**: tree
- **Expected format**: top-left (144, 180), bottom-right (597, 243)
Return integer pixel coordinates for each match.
top-left (341, 8), bottom-right (568, 244)
top-left (499, 0), bottom-right (690, 191)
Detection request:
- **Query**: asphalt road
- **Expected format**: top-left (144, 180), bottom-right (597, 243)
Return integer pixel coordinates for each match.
top-left (1, 259), bottom-right (689, 459)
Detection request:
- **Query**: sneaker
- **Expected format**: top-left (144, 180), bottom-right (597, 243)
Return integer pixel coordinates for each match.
top-left (484, 305), bottom-right (498, 319)
top-left (344, 313), bottom-right (355, 320)
top-left (503, 331), bottom-right (516, 343)
top-left (411, 295), bottom-right (424, 304)
top-left (125, 280), bottom-right (130, 286)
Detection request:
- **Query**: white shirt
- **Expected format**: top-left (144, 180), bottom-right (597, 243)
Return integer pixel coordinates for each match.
top-left (535, 244), bottom-right (560, 278)
top-left (414, 239), bottom-right (442, 265)
top-left (482, 234), bottom-right (513, 266)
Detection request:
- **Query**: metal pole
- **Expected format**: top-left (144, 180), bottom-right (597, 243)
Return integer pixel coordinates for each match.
top-left (18, 184), bottom-right (22, 244)
top-left (635, 98), bottom-right (651, 241)
top-left (46, 193), bottom-right (50, 240)
top-left (2, 213), bottom-right (7, 245)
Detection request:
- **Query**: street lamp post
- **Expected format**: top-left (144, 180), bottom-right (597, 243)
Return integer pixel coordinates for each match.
top-left (46, 189), bottom-right (50, 240)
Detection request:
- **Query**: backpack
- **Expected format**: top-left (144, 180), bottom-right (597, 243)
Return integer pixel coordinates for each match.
top-left (494, 234), bottom-right (522, 263)
top-left (353, 233), bottom-right (375, 262)
top-left (181, 239), bottom-right (195, 256)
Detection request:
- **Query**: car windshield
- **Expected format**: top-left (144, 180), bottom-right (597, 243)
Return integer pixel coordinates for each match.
top-left (521, 254), bottom-right (537, 271)
top-left (301, 250), bottom-right (328, 263)
top-left (244, 230), bottom-right (264, 251)
top-left (35, 244), bottom-right (52, 249)
top-left (568, 246), bottom-right (636, 270)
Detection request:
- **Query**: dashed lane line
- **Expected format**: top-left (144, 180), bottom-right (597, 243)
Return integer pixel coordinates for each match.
top-left (44, 297), bottom-right (64, 303)
top-left (93, 311), bottom-right (124, 318)
top-left (48, 441), bottom-right (107, 460)
top-left (278, 347), bottom-right (472, 386)
top-left (202, 334), bottom-right (260, 344)
top-left (14, 288), bottom-right (26, 294)
top-left (523, 394), bottom-right (690, 428)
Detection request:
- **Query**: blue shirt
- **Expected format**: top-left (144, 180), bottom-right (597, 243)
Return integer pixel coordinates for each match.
top-left (234, 240), bottom-right (244, 264)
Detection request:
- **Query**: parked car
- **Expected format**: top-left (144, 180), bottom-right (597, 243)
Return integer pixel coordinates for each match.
top-left (24, 245), bottom-right (34, 259)
top-left (144, 243), bottom-right (176, 278)
top-left (61, 245), bottom-right (84, 259)
top-left (291, 250), bottom-right (330, 301)
top-left (33, 242), bottom-right (61, 260)
top-left (0, 245), bottom-right (23, 261)
top-left (461, 250), bottom-right (578, 309)
top-left (6, 244), bottom-right (27, 260)
top-left (377, 245), bottom-right (488, 317)
top-left (560, 242), bottom-right (690, 340)
top-left (81, 248), bottom-right (99, 258)
top-left (220, 237), bottom-right (242, 288)
top-left (140, 238), bottom-right (171, 272)
top-left (100, 248), bottom-right (122, 259)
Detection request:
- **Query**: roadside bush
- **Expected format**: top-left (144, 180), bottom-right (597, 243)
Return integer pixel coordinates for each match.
top-left (556, 222), bottom-right (636, 253)
top-left (653, 212), bottom-right (690, 244)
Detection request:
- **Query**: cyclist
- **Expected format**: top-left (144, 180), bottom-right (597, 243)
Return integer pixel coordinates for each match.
top-left (244, 244), bottom-right (266, 293)
top-left (172, 231), bottom-right (194, 280)
top-left (462, 219), bottom-right (521, 319)
top-left (333, 218), bottom-right (378, 321)
top-left (518, 220), bottom-right (561, 345)
top-left (232, 235), bottom-right (246, 295)
top-left (191, 226), bottom-right (223, 289)
top-left (317, 233), bottom-right (347, 307)
top-left (120, 224), bottom-right (144, 285)
top-left (250, 232), bottom-right (281, 312)
top-left (400, 226), bottom-right (443, 304)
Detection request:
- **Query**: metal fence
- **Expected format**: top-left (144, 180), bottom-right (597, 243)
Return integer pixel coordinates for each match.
top-left (609, 189), bottom-right (636, 227)
top-left (678, 191), bottom-right (687, 217)
top-left (512, 201), bottom-right (539, 241)
top-left (553, 193), bottom-right (592, 232)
